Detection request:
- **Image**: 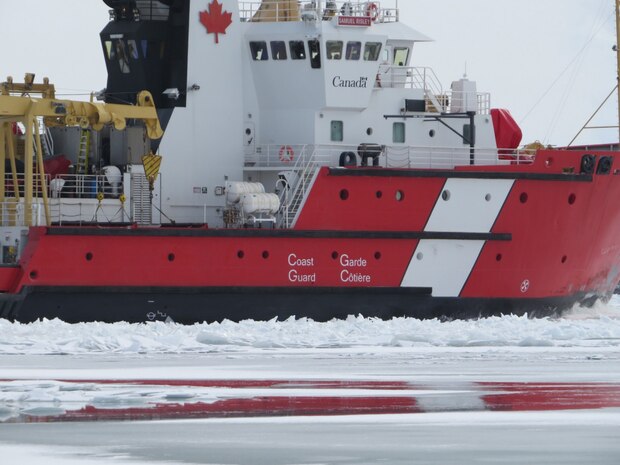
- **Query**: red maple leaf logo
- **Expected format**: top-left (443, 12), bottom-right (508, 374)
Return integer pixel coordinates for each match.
top-left (199, 0), bottom-right (233, 44)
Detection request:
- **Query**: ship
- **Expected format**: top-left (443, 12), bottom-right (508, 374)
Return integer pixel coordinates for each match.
top-left (1, 0), bottom-right (620, 324)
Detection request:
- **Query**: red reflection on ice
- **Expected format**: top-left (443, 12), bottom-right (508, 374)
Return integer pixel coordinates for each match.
top-left (4, 380), bottom-right (620, 423)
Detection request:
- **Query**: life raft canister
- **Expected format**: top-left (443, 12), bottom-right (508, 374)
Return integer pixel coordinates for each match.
top-left (279, 145), bottom-right (294, 163)
top-left (365, 2), bottom-right (379, 21)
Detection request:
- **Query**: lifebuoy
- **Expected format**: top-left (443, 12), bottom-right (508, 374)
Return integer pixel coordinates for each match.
top-left (365, 2), bottom-right (379, 21)
top-left (279, 145), bottom-right (294, 163)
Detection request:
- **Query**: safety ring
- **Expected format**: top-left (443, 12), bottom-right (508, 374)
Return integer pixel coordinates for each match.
top-left (365, 2), bottom-right (379, 22)
top-left (279, 145), bottom-right (294, 163)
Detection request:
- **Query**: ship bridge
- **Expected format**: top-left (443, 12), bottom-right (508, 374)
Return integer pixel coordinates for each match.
top-left (240, 1), bottom-right (437, 155)
top-left (242, 1), bottom-right (430, 106)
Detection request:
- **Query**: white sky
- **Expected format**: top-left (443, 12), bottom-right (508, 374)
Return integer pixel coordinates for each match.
top-left (0, 0), bottom-right (617, 146)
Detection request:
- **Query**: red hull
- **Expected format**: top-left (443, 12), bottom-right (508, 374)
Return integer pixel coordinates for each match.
top-left (2, 150), bottom-right (620, 322)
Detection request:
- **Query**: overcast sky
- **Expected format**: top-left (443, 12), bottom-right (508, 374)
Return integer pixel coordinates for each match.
top-left (0, 0), bottom-right (617, 146)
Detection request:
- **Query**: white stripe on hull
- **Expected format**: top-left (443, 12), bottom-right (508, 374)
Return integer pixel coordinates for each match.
top-left (401, 240), bottom-right (484, 297)
top-left (402, 179), bottom-right (514, 296)
top-left (425, 178), bottom-right (514, 232)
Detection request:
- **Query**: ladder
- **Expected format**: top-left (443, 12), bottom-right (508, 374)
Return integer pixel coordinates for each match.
top-left (131, 173), bottom-right (152, 225)
top-left (285, 165), bottom-right (316, 227)
top-left (76, 129), bottom-right (91, 174)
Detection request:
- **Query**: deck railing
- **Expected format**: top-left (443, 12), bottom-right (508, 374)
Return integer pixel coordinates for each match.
top-left (245, 144), bottom-right (536, 170)
top-left (2, 174), bottom-right (123, 200)
top-left (239, 1), bottom-right (399, 23)
top-left (0, 201), bottom-right (44, 227)
top-left (376, 66), bottom-right (491, 115)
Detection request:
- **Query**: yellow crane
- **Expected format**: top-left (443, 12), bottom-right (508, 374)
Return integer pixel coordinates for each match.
top-left (0, 74), bottom-right (163, 226)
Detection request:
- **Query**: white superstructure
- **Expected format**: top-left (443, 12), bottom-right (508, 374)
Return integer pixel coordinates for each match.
top-left (37, 1), bottom-right (513, 228)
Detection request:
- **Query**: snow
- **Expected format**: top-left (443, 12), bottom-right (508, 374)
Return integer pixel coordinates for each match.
top-left (1, 297), bottom-right (620, 463)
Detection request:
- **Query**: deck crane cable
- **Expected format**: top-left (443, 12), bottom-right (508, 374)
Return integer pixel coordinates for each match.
top-left (544, 1), bottom-right (612, 144)
top-left (544, 44), bottom-right (589, 144)
top-left (520, 5), bottom-right (612, 127)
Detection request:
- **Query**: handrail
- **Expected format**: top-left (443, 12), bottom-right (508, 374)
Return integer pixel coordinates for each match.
top-left (246, 144), bottom-right (536, 171)
top-left (2, 173), bottom-right (123, 200)
top-left (239, 1), bottom-right (399, 23)
top-left (375, 65), bottom-right (491, 114)
top-left (0, 201), bottom-right (43, 227)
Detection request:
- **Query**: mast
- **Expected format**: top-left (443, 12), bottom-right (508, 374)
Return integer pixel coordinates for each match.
top-left (616, 0), bottom-right (620, 143)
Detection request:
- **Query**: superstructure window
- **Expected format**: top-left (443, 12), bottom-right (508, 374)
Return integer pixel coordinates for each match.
top-left (394, 47), bottom-right (410, 66)
top-left (346, 41), bottom-right (361, 60)
top-left (364, 42), bottom-right (382, 61)
top-left (270, 41), bottom-right (287, 60)
top-left (289, 41), bottom-right (306, 60)
top-left (250, 41), bottom-right (269, 61)
top-left (308, 40), bottom-right (321, 69)
top-left (331, 121), bottom-right (344, 142)
top-left (326, 40), bottom-right (343, 60)
top-left (393, 122), bottom-right (405, 143)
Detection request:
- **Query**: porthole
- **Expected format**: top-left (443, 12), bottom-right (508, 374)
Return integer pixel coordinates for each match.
top-left (366, 127), bottom-right (373, 136)
top-left (376, 191), bottom-right (383, 199)
top-left (520, 192), bottom-right (528, 204)
top-left (262, 251), bottom-right (270, 259)
top-left (561, 255), bottom-right (568, 264)
top-left (441, 190), bottom-right (451, 201)
top-left (331, 251), bottom-right (339, 260)
top-left (340, 189), bottom-right (349, 200)
top-left (485, 194), bottom-right (492, 202)
top-left (237, 250), bottom-right (245, 259)
top-left (429, 130), bottom-right (436, 138)
top-left (496, 254), bottom-right (503, 262)
top-left (395, 190), bottom-right (405, 202)
top-left (568, 193), bottom-right (576, 205)
top-left (245, 128), bottom-right (252, 135)
top-left (416, 252), bottom-right (424, 261)
top-left (29, 270), bottom-right (38, 280)
top-left (374, 251), bottom-right (382, 260)
top-left (168, 253), bottom-right (175, 262)
top-left (85, 252), bottom-right (93, 261)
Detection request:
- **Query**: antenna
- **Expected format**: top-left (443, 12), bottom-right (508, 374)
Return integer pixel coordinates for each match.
top-left (463, 62), bottom-right (468, 79)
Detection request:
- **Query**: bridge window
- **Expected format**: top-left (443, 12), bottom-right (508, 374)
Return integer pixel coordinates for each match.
top-left (289, 41), bottom-right (306, 60)
top-left (394, 47), bottom-right (410, 66)
top-left (393, 122), bottom-right (405, 143)
top-left (326, 41), bottom-right (343, 60)
top-left (127, 40), bottom-right (139, 59)
top-left (114, 39), bottom-right (131, 74)
top-left (346, 41), bottom-right (361, 60)
top-left (250, 41), bottom-right (269, 61)
top-left (364, 42), bottom-right (382, 61)
top-left (105, 41), bottom-right (114, 60)
top-left (331, 121), bottom-right (344, 142)
top-left (308, 40), bottom-right (321, 68)
top-left (270, 41), bottom-right (287, 60)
